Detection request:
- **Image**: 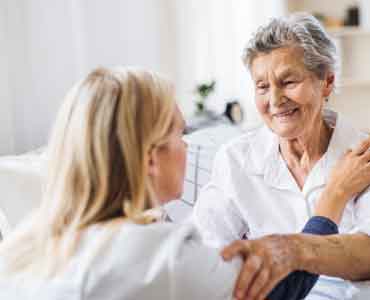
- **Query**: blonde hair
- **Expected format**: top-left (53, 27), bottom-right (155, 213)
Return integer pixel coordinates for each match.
top-left (0, 67), bottom-right (176, 277)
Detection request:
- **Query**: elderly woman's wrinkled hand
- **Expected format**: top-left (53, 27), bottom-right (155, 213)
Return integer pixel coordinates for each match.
top-left (221, 234), bottom-right (300, 300)
top-left (326, 138), bottom-right (370, 201)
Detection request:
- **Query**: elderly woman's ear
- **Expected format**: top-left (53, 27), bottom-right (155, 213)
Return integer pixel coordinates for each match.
top-left (322, 73), bottom-right (335, 99)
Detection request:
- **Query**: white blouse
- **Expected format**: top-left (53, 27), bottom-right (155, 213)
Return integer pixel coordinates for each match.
top-left (0, 222), bottom-right (241, 300)
top-left (193, 110), bottom-right (370, 300)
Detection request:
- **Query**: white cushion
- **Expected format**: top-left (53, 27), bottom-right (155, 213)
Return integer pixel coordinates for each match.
top-left (0, 150), bottom-right (44, 228)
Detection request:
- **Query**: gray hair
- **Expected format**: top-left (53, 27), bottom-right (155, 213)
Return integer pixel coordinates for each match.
top-left (243, 13), bottom-right (339, 81)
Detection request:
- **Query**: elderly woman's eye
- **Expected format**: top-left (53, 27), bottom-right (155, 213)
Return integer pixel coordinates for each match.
top-left (256, 85), bottom-right (269, 94)
top-left (257, 83), bottom-right (268, 90)
top-left (284, 80), bottom-right (297, 87)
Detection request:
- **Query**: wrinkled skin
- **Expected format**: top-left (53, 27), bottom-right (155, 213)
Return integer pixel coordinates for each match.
top-left (222, 234), bottom-right (301, 300)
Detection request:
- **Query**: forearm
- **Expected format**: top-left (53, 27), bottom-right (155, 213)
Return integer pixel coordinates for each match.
top-left (314, 186), bottom-right (349, 225)
top-left (295, 233), bottom-right (370, 281)
top-left (308, 178), bottom-right (370, 281)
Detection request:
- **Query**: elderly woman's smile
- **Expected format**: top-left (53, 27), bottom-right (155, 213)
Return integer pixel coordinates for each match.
top-left (272, 108), bottom-right (299, 120)
top-left (271, 107), bottom-right (300, 126)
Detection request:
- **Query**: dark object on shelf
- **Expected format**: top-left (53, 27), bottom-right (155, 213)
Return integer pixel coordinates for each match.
top-left (185, 101), bottom-right (244, 134)
top-left (185, 109), bottom-right (226, 134)
top-left (345, 5), bottom-right (360, 26)
top-left (224, 101), bottom-right (243, 124)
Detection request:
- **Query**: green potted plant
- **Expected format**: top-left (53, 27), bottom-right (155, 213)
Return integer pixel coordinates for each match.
top-left (194, 80), bottom-right (216, 114)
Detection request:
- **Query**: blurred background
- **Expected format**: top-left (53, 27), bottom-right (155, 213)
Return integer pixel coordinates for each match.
top-left (1, 0), bottom-right (370, 155)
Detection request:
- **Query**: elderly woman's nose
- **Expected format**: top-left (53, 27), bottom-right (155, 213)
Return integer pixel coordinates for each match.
top-left (269, 87), bottom-right (284, 107)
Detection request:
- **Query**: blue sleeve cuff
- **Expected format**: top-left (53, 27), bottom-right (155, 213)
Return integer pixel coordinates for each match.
top-left (303, 216), bottom-right (339, 235)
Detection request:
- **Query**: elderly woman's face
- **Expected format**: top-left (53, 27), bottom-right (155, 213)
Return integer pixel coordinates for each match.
top-left (251, 47), bottom-right (332, 139)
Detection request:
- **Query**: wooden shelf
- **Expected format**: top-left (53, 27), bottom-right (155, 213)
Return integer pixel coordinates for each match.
top-left (339, 78), bottom-right (370, 88)
top-left (327, 26), bottom-right (370, 38)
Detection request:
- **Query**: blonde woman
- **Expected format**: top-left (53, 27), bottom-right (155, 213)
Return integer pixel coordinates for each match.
top-left (0, 67), bottom-right (369, 300)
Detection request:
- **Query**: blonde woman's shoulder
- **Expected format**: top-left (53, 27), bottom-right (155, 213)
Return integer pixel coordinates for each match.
top-left (82, 221), bottom-right (210, 299)
top-left (82, 220), bottom-right (239, 300)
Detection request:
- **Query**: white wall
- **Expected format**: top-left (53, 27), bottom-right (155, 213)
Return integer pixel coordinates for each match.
top-left (1, 0), bottom-right (176, 154)
top-left (80, 0), bottom-right (175, 78)
top-left (6, 0), bottom-right (83, 154)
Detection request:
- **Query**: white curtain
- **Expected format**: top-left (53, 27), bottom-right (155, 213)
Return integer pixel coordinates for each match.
top-left (172, 0), bottom-right (287, 125)
top-left (0, 1), bottom-right (15, 155)
top-left (0, 0), bottom-right (173, 154)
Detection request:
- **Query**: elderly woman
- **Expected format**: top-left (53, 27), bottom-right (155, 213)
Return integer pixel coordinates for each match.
top-left (194, 13), bottom-right (370, 300)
